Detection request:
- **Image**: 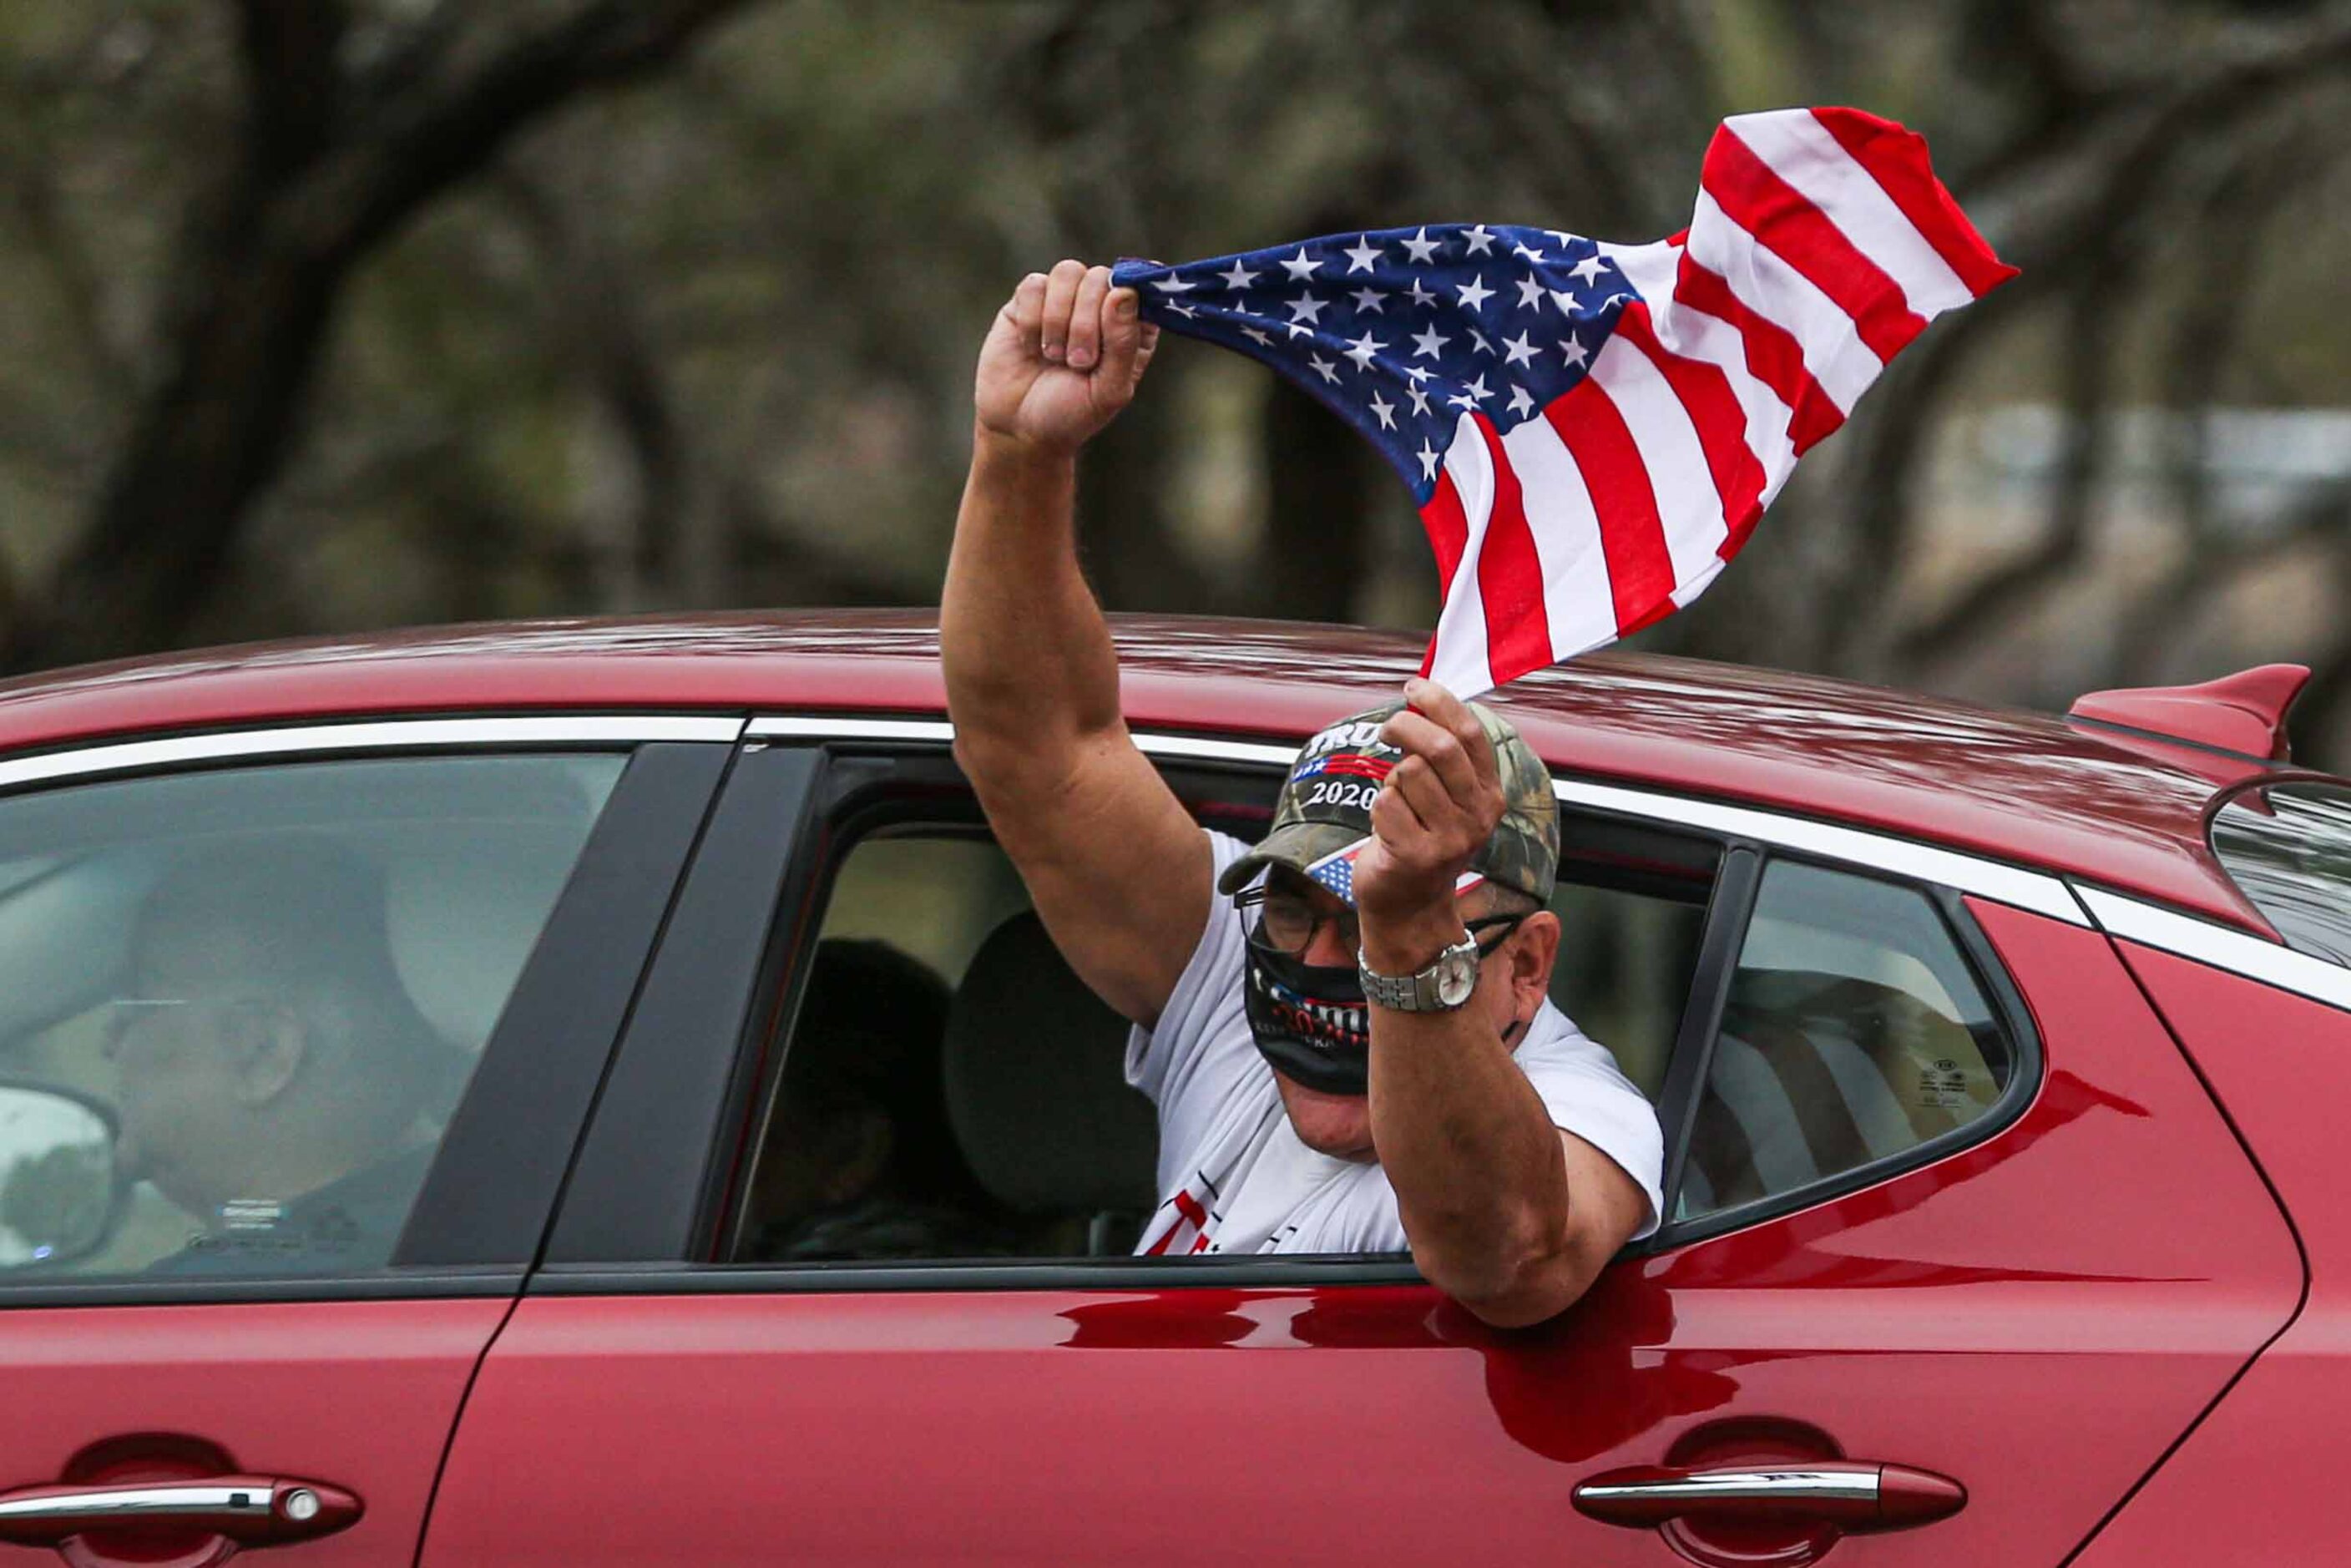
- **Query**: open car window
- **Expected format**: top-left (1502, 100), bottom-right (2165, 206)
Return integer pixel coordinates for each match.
top-left (723, 769), bottom-right (1713, 1266)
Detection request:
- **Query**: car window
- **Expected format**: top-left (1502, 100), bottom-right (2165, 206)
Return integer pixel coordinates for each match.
top-left (1677, 859), bottom-right (2020, 1221)
top-left (0, 753), bottom-right (624, 1282)
top-left (2210, 781), bottom-right (2351, 968)
top-left (727, 799), bottom-right (1707, 1266)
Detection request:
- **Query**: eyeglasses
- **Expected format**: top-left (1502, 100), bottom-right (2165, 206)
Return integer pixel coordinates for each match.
top-left (1236, 883), bottom-right (1527, 959)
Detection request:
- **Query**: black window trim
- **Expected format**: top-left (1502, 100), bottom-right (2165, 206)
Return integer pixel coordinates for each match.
top-left (0, 732), bottom-right (737, 1308)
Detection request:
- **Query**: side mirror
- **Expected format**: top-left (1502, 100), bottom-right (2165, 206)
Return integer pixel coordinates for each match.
top-left (0, 1080), bottom-right (120, 1269)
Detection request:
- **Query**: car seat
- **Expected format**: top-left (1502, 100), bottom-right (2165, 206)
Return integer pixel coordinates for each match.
top-left (941, 911), bottom-right (1160, 1256)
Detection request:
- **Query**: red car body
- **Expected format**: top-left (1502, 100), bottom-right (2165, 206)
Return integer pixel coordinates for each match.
top-left (0, 610), bottom-right (2340, 1568)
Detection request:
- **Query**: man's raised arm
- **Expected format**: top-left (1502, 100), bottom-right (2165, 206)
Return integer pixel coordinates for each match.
top-left (941, 260), bottom-right (1209, 1029)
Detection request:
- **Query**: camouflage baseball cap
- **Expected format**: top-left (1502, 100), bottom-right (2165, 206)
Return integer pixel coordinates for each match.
top-left (1217, 698), bottom-right (1560, 905)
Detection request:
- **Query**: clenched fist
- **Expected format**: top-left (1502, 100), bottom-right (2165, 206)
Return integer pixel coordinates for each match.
top-left (973, 260), bottom-right (1160, 458)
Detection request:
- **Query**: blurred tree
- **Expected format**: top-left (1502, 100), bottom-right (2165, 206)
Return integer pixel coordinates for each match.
top-left (0, 0), bottom-right (764, 671)
top-left (0, 0), bottom-right (2346, 766)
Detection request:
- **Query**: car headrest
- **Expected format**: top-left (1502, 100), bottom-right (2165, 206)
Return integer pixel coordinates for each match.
top-left (941, 911), bottom-right (1158, 1216)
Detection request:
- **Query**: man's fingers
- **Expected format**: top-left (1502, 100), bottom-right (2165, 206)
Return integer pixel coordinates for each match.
top-left (1039, 259), bottom-right (1085, 363)
top-left (1009, 272), bottom-right (1048, 346)
top-left (1403, 676), bottom-right (1499, 787)
top-left (1131, 322), bottom-right (1160, 391)
top-left (1384, 756), bottom-right (1464, 844)
top-left (1382, 710), bottom-right (1482, 814)
top-left (1369, 776), bottom-right (1431, 848)
top-left (1067, 266), bottom-right (1112, 370)
top-left (1098, 286), bottom-right (1142, 392)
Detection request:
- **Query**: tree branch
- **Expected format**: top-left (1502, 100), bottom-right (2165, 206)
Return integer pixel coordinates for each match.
top-left (3, 0), bottom-right (765, 675)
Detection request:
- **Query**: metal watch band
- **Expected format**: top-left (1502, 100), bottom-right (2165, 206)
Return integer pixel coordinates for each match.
top-left (1358, 936), bottom-right (1479, 1012)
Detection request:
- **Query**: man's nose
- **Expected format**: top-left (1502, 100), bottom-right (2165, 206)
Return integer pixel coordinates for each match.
top-left (1302, 913), bottom-right (1357, 967)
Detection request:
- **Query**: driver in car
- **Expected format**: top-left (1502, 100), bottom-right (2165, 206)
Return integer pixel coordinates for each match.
top-left (104, 838), bottom-right (463, 1275)
top-left (941, 262), bottom-right (1663, 1327)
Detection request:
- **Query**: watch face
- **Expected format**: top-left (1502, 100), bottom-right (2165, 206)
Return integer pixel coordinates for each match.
top-left (1435, 944), bottom-right (1479, 1007)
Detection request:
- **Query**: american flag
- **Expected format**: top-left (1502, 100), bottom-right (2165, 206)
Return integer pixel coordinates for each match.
top-left (1304, 837), bottom-right (1484, 903)
top-left (1110, 106), bottom-right (2015, 698)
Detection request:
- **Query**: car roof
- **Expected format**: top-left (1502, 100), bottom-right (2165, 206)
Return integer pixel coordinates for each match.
top-left (0, 609), bottom-right (2289, 930)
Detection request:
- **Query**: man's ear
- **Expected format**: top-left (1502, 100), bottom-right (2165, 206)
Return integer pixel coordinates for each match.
top-left (230, 1006), bottom-right (309, 1107)
top-left (1511, 909), bottom-right (1561, 1009)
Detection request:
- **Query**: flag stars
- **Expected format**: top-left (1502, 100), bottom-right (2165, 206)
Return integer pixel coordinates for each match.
top-left (1569, 253), bottom-right (1607, 286)
top-left (1170, 302), bottom-right (1199, 319)
top-left (1151, 276), bottom-right (1196, 293)
top-left (1512, 242), bottom-right (1547, 265)
top-left (1287, 292), bottom-right (1328, 324)
top-left (1410, 326), bottom-right (1450, 358)
top-left (1406, 385), bottom-right (1433, 417)
top-left (1402, 226), bottom-right (1443, 264)
top-left (1514, 275), bottom-right (1547, 311)
top-left (1349, 286), bottom-right (1388, 314)
top-left (1342, 331), bottom-right (1387, 371)
top-left (1368, 392), bottom-right (1397, 430)
top-left (1307, 353), bottom-right (1342, 385)
top-left (1461, 224), bottom-right (1496, 256)
top-left (1448, 373), bottom-right (1494, 408)
top-left (1241, 326), bottom-right (1273, 346)
top-left (1279, 247), bottom-right (1323, 281)
top-left (1216, 259), bottom-right (1261, 291)
top-left (1401, 364), bottom-right (1432, 384)
top-left (1559, 334), bottom-right (1590, 367)
top-left (1502, 331), bottom-right (1539, 367)
top-left (1416, 439), bottom-right (1442, 482)
top-left (1342, 235), bottom-right (1383, 273)
top-left (1505, 384), bottom-right (1536, 417)
top-left (1455, 275), bottom-right (1495, 312)
top-left (1405, 277), bottom-right (1437, 309)
top-left (1468, 328), bottom-right (1494, 357)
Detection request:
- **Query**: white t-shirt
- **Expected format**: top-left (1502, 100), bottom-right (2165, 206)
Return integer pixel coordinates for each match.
top-left (1125, 832), bottom-right (1666, 1257)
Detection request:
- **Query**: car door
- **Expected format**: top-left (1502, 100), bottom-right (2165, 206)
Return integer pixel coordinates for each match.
top-left (0, 721), bottom-right (730, 1568)
top-left (421, 724), bottom-right (2299, 1567)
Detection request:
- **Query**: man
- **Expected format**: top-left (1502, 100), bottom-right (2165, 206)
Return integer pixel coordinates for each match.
top-left (104, 838), bottom-right (459, 1274)
top-left (942, 260), bottom-right (1662, 1327)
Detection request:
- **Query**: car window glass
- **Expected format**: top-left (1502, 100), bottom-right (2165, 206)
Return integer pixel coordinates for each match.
top-left (0, 754), bottom-right (624, 1282)
top-left (2210, 781), bottom-right (2351, 968)
top-left (1678, 860), bottom-right (2018, 1222)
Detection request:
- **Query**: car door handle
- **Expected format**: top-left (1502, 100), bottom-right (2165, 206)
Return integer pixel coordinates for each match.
top-left (0, 1475), bottom-right (362, 1547)
top-left (1573, 1461), bottom-right (1964, 1532)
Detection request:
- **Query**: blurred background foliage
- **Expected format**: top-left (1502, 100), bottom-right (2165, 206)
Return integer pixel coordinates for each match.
top-left (0, 0), bottom-right (2346, 762)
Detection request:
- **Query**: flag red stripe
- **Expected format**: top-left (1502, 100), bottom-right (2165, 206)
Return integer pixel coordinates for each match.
top-left (1703, 124), bottom-right (1927, 367)
top-left (1469, 414), bottom-right (1555, 683)
top-left (1666, 251), bottom-right (1845, 455)
top-left (1419, 467), bottom-right (1471, 597)
top-left (1613, 302), bottom-right (1767, 559)
top-left (1417, 464), bottom-right (1473, 678)
top-left (1811, 108), bottom-right (2019, 299)
top-left (1542, 382), bottom-right (1675, 637)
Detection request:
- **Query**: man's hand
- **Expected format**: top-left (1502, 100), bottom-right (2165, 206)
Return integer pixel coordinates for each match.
top-left (974, 260), bottom-right (1160, 459)
top-left (1353, 677), bottom-right (1506, 968)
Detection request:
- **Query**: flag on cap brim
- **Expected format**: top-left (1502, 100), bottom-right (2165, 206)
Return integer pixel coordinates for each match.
top-left (1110, 106), bottom-right (2016, 699)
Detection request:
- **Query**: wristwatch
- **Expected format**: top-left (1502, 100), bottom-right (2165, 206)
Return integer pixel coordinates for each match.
top-left (1358, 935), bottom-right (1482, 1012)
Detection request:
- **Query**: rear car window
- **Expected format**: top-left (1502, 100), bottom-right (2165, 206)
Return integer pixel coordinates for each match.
top-left (2211, 781), bottom-right (2351, 968)
top-left (1678, 859), bottom-right (2020, 1221)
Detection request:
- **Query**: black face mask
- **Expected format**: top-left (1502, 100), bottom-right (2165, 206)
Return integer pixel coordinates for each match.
top-left (1243, 928), bottom-right (1373, 1096)
top-left (1241, 915), bottom-right (1534, 1096)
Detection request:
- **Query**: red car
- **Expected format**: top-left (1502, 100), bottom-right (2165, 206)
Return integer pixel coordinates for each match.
top-left (0, 611), bottom-right (2340, 1568)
